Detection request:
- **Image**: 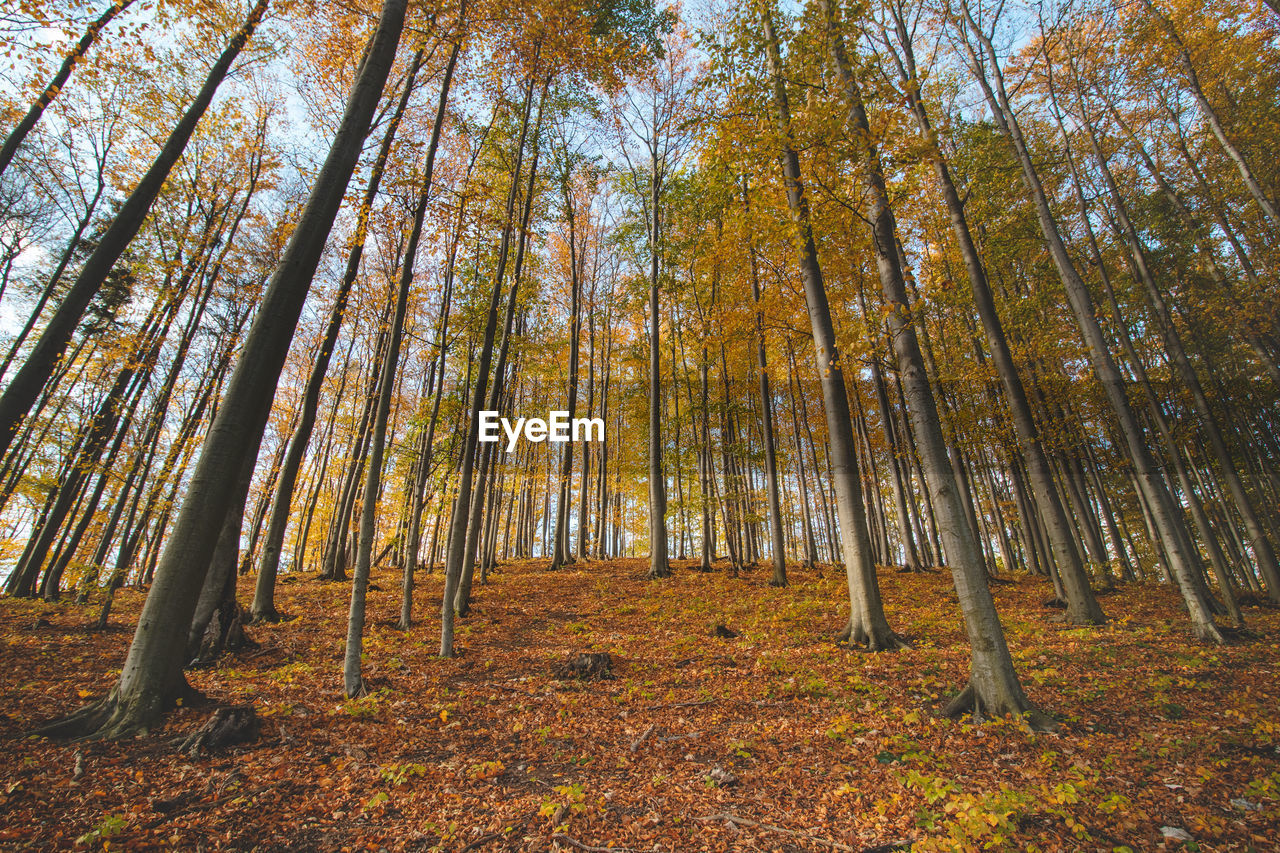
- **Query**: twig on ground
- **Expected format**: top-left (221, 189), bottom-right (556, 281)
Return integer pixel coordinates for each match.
top-left (629, 723), bottom-right (655, 753)
top-left (552, 832), bottom-right (641, 852)
top-left (640, 698), bottom-right (714, 711)
top-left (457, 830), bottom-right (503, 851)
top-left (657, 729), bottom-right (704, 743)
top-left (696, 812), bottom-right (859, 852)
top-left (144, 785), bottom-right (271, 828)
top-left (459, 818), bottom-right (528, 851)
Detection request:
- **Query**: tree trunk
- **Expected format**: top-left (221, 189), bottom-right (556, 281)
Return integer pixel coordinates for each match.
top-left (0, 0), bottom-right (270, 463)
top-left (252, 51), bottom-right (423, 622)
top-left (760, 2), bottom-right (896, 649)
top-left (551, 149), bottom-right (583, 571)
top-left (955, 0), bottom-right (1220, 643)
top-left (743, 179), bottom-right (787, 585)
top-left (35, 0), bottom-right (408, 740)
top-left (646, 134), bottom-right (670, 580)
top-left (440, 68), bottom-right (539, 655)
top-left (819, 0), bottom-right (1043, 719)
top-left (346, 35), bottom-right (458, 695)
top-left (0, 0), bottom-right (139, 179)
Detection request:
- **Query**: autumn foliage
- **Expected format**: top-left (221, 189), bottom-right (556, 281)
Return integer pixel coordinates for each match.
top-left (2, 559), bottom-right (1279, 850)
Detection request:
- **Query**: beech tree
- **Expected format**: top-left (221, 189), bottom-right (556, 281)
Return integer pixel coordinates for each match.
top-left (37, 0), bottom-right (411, 738)
top-left (4, 0), bottom-right (1277, 750)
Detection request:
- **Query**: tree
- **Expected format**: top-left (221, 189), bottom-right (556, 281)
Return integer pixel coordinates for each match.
top-left (0, 0), bottom-right (139, 180)
top-left (878, 0), bottom-right (1105, 625)
top-left (758, 0), bottom-right (900, 650)
top-left (0, 0), bottom-right (272, 464)
top-left (816, 0), bottom-right (1048, 721)
top-left (37, 0), bottom-right (411, 739)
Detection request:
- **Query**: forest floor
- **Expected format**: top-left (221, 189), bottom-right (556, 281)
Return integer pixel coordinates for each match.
top-left (1, 559), bottom-right (1279, 852)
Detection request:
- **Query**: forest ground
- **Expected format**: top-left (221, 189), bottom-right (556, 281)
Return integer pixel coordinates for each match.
top-left (1, 559), bottom-right (1279, 852)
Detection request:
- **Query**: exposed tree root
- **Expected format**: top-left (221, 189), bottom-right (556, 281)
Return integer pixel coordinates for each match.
top-left (177, 705), bottom-right (259, 756)
top-left (942, 682), bottom-right (1059, 733)
top-left (554, 652), bottom-right (613, 680)
top-left (190, 598), bottom-right (256, 666)
top-left (249, 607), bottom-right (295, 625)
top-left (33, 678), bottom-right (207, 741)
top-left (1192, 620), bottom-right (1226, 645)
top-left (835, 618), bottom-right (908, 651)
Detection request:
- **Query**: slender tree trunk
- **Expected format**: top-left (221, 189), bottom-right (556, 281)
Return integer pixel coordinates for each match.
top-left (646, 135), bottom-right (670, 580)
top-left (0, 0), bottom-right (139, 179)
top-left (760, 2), bottom-right (897, 649)
top-left (550, 154), bottom-right (583, 571)
top-left (441, 68), bottom-right (539, 655)
top-left (822, 0), bottom-right (1046, 719)
top-left (456, 84), bottom-right (545, 615)
top-left (956, 0), bottom-right (1220, 643)
top-left (347, 36), bottom-right (458, 693)
top-left (36, 0), bottom-right (408, 740)
top-left (0, 0), bottom-right (271, 463)
top-left (742, 179), bottom-right (787, 585)
top-left (252, 50), bottom-right (423, 621)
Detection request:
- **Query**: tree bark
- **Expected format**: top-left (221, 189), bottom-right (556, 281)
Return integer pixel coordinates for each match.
top-left (955, 0), bottom-right (1221, 643)
top-left (760, 1), bottom-right (897, 649)
top-left (251, 50), bottom-right (423, 622)
top-left (440, 68), bottom-right (539, 655)
top-left (0, 0), bottom-right (270, 463)
top-left (35, 0), bottom-right (408, 740)
top-left (819, 0), bottom-right (1043, 719)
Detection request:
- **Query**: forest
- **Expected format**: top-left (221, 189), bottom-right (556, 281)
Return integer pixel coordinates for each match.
top-left (1, 0), bottom-right (1279, 848)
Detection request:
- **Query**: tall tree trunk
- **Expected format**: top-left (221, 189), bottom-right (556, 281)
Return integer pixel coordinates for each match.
top-left (819, 0), bottom-right (1044, 720)
top-left (743, 179), bottom-right (787, 585)
top-left (346, 36), bottom-right (459, 694)
top-left (36, 0), bottom-right (408, 740)
top-left (550, 152), bottom-right (583, 571)
top-left (646, 130), bottom-right (670, 580)
top-left (251, 50), bottom-right (423, 622)
top-left (455, 83), bottom-right (545, 615)
top-left (760, 2), bottom-right (897, 649)
top-left (0, 0), bottom-right (271, 463)
top-left (440, 68), bottom-right (539, 655)
top-left (955, 0), bottom-right (1221, 643)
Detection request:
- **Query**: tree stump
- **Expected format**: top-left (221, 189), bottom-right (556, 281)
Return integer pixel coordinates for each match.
top-left (178, 706), bottom-right (259, 756)
top-left (554, 652), bottom-right (613, 680)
